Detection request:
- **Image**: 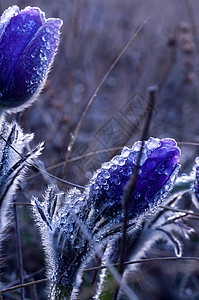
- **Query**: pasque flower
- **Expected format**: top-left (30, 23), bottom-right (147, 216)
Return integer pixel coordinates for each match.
top-left (32, 138), bottom-right (181, 299)
top-left (88, 137), bottom-right (181, 220)
top-left (193, 158), bottom-right (199, 200)
top-left (0, 6), bottom-right (62, 112)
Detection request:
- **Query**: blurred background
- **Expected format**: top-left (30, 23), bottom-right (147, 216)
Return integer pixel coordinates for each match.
top-left (1, 0), bottom-right (199, 299)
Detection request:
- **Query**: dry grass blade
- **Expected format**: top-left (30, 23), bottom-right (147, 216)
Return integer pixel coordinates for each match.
top-left (159, 205), bottom-right (199, 217)
top-left (84, 256), bottom-right (199, 273)
top-left (0, 278), bottom-right (49, 294)
top-left (61, 17), bottom-right (149, 179)
top-left (113, 86), bottom-right (157, 299)
top-left (1, 257), bottom-right (199, 294)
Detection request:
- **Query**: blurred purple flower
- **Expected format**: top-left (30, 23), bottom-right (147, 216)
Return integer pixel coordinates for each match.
top-left (88, 137), bottom-right (181, 220)
top-left (0, 6), bottom-right (62, 112)
top-left (193, 162), bottom-right (199, 200)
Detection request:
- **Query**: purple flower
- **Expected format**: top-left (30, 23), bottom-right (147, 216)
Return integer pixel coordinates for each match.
top-left (0, 6), bottom-right (62, 111)
top-left (88, 137), bottom-right (181, 220)
top-left (193, 159), bottom-right (199, 200)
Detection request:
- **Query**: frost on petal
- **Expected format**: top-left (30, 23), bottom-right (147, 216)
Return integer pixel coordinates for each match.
top-left (88, 137), bottom-right (181, 221)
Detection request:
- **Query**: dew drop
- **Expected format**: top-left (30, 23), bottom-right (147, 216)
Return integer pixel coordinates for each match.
top-left (121, 147), bottom-right (131, 157)
top-left (118, 157), bottom-right (126, 166)
top-left (110, 163), bottom-right (117, 171)
top-left (102, 161), bottom-right (112, 169)
top-left (103, 184), bottom-right (109, 190)
top-left (94, 184), bottom-right (99, 190)
top-left (133, 141), bottom-right (142, 151)
top-left (147, 137), bottom-right (161, 150)
top-left (101, 170), bottom-right (110, 179)
top-left (128, 151), bottom-right (138, 164)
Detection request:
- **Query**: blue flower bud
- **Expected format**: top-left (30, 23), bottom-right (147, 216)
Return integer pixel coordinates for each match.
top-left (88, 137), bottom-right (181, 220)
top-left (0, 6), bottom-right (62, 112)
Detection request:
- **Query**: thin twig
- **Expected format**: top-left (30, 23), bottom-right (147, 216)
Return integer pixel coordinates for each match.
top-left (5, 268), bottom-right (46, 288)
top-left (0, 133), bottom-right (84, 189)
top-left (114, 86), bottom-right (157, 300)
top-left (159, 205), bottom-right (199, 217)
top-left (0, 278), bottom-right (49, 294)
top-left (61, 18), bottom-right (149, 179)
top-left (84, 256), bottom-right (199, 273)
top-left (25, 146), bottom-right (128, 182)
top-left (24, 140), bottom-right (199, 184)
top-left (1, 256), bottom-right (199, 294)
top-left (178, 141), bottom-right (199, 146)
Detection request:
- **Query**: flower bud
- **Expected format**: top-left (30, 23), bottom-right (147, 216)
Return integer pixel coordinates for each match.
top-left (88, 137), bottom-right (181, 220)
top-left (0, 6), bottom-right (62, 112)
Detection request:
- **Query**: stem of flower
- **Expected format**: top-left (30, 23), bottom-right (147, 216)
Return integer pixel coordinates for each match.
top-left (13, 196), bottom-right (25, 300)
top-left (113, 85), bottom-right (158, 300)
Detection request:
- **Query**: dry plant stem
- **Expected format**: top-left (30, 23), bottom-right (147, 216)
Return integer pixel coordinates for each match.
top-left (13, 196), bottom-right (25, 300)
top-left (0, 278), bottom-right (49, 294)
top-left (0, 133), bottom-right (84, 189)
top-left (61, 18), bottom-right (149, 179)
top-left (25, 141), bottom-right (199, 183)
top-left (2, 257), bottom-right (199, 294)
top-left (113, 86), bottom-right (157, 300)
top-left (84, 256), bottom-right (199, 273)
top-left (6, 268), bottom-right (46, 288)
top-left (160, 205), bottom-right (199, 217)
top-left (178, 142), bottom-right (199, 146)
top-left (25, 147), bottom-right (128, 182)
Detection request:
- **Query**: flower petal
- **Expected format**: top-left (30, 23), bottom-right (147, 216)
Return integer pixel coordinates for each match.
top-left (0, 7), bottom-right (44, 89)
top-left (0, 6), bottom-right (19, 40)
top-left (88, 137), bottom-right (181, 221)
top-left (0, 6), bottom-right (62, 109)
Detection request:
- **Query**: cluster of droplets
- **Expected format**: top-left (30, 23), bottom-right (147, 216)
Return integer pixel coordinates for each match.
top-left (88, 137), bottom-right (181, 221)
top-left (54, 188), bottom-right (89, 251)
top-left (89, 138), bottom-right (161, 193)
top-left (20, 20), bottom-right (62, 97)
